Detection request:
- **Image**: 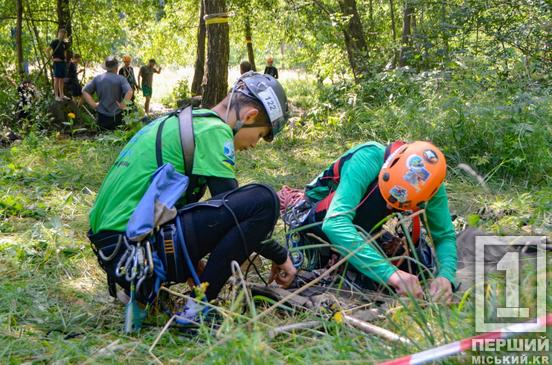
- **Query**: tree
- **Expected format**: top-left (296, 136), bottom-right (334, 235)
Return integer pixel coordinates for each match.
top-left (337, 0), bottom-right (369, 80)
top-left (56, 0), bottom-right (72, 47)
top-left (389, 0), bottom-right (398, 67)
top-left (202, 0), bottom-right (229, 108)
top-left (245, 15), bottom-right (257, 71)
top-left (15, 0), bottom-right (23, 77)
top-left (244, 16), bottom-right (256, 71)
top-left (398, 1), bottom-right (414, 67)
top-left (191, 0), bottom-right (206, 96)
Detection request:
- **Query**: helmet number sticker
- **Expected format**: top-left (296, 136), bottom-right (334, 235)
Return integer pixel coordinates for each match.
top-left (257, 87), bottom-right (283, 123)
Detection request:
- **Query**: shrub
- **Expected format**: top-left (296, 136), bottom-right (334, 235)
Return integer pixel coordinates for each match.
top-left (161, 79), bottom-right (190, 108)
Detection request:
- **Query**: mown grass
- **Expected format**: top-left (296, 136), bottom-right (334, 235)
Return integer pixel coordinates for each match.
top-left (1, 76), bottom-right (551, 364)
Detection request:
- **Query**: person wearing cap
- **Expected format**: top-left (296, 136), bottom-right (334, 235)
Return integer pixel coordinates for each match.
top-left (82, 56), bottom-right (133, 130)
top-left (47, 28), bottom-right (69, 101)
top-left (88, 71), bottom-right (294, 325)
top-left (294, 141), bottom-right (457, 303)
top-left (263, 56), bottom-right (279, 79)
top-left (138, 59), bottom-right (161, 115)
top-left (240, 60), bottom-right (252, 75)
top-left (118, 55), bottom-right (139, 103)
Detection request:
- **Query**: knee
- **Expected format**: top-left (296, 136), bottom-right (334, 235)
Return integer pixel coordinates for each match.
top-left (243, 183), bottom-right (280, 223)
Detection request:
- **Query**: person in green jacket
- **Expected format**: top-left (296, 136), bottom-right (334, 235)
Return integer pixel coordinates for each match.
top-left (88, 72), bottom-right (297, 325)
top-left (299, 140), bottom-right (456, 303)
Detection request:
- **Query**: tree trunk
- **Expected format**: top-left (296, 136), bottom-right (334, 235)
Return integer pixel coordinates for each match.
top-left (337, 0), bottom-right (369, 81)
top-left (245, 17), bottom-right (256, 71)
top-left (398, 1), bottom-right (414, 67)
top-left (25, 2), bottom-right (50, 84)
top-left (56, 0), bottom-right (71, 48)
top-left (16, 0), bottom-right (24, 77)
top-left (369, 0), bottom-right (374, 27)
top-left (389, 0), bottom-right (398, 67)
top-left (191, 0), bottom-right (206, 96)
top-left (440, 0), bottom-right (449, 63)
top-left (202, 0), bottom-right (230, 108)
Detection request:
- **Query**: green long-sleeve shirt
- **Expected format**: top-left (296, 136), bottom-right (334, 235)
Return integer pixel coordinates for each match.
top-left (305, 142), bottom-right (457, 285)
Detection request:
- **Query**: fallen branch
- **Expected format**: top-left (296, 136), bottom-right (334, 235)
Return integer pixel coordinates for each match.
top-left (340, 312), bottom-right (412, 345)
top-left (268, 320), bottom-right (322, 339)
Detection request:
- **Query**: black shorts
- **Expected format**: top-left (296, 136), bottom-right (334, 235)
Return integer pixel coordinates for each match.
top-left (53, 61), bottom-right (66, 78)
top-left (65, 80), bottom-right (82, 97)
top-left (97, 112), bottom-right (124, 130)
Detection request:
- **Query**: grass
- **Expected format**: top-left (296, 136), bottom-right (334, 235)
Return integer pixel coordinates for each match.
top-left (1, 77), bottom-right (551, 364)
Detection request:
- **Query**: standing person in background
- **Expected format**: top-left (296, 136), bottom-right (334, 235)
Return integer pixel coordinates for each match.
top-left (64, 52), bottom-right (83, 106)
top-left (240, 60), bottom-right (252, 75)
top-left (138, 59), bottom-right (161, 115)
top-left (264, 56), bottom-right (279, 79)
top-left (82, 56), bottom-right (133, 130)
top-left (119, 55), bottom-right (139, 103)
top-left (47, 28), bottom-right (69, 101)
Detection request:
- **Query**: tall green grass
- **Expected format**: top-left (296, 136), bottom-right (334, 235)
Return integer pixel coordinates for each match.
top-left (288, 68), bottom-right (552, 185)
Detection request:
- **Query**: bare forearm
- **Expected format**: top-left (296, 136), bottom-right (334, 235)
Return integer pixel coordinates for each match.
top-left (82, 92), bottom-right (97, 109)
top-left (124, 89), bottom-right (133, 101)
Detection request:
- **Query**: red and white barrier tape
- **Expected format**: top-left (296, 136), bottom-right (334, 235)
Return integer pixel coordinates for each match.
top-left (378, 313), bottom-right (552, 365)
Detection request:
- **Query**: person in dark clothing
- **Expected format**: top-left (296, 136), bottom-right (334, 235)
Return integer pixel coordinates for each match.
top-left (264, 56), bottom-right (279, 79)
top-left (64, 52), bottom-right (83, 106)
top-left (47, 28), bottom-right (69, 101)
top-left (16, 80), bottom-right (36, 121)
top-left (82, 56), bottom-right (133, 130)
top-left (88, 72), bottom-right (293, 326)
top-left (240, 60), bottom-right (252, 74)
top-left (119, 55), bottom-right (139, 103)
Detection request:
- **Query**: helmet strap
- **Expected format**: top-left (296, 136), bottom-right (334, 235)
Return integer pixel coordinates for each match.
top-left (225, 86), bottom-right (244, 135)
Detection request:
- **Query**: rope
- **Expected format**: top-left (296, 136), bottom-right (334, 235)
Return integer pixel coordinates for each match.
top-left (277, 185), bottom-right (306, 216)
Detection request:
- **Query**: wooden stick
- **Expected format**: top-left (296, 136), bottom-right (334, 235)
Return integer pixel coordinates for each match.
top-left (268, 320), bottom-right (322, 339)
top-left (341, 313), bottom-right (412, 345)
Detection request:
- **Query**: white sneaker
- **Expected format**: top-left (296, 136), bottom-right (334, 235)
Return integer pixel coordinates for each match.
top-left (116, 289), bottom-right (130, 304)
top-left (55, 96), bottom-right (62, 101)
top-left (62, 95), bottom-right (71, 100)
top-left (175, 299), bottom-right (209, 326)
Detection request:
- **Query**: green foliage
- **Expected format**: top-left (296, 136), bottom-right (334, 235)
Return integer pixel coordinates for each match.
top-left (300, 64), bottom-right (552, 185)
top-left (161, 78), bottom-right (190, 108)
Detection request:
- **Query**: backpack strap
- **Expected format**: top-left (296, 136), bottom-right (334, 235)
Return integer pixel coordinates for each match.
top-left (178, 106), bottom-right (195, 176)
top-left (155, 118), bottom-right (168, 168)
top-left (178, 106), bottom-right (202, 202)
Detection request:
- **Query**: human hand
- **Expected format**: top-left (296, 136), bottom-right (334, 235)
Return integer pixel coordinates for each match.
top-left (387, 270), bottom-right (423, 299)
top-left (268, 257), bottom-right (297, 288)
top-left (116, 100), bottom-right (127, 110)
top-left (429, 277), bottom-right (453, 304)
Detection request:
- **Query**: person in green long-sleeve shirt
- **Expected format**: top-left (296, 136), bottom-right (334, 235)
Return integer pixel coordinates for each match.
top-left (302, 140), bottom-right (457, 303)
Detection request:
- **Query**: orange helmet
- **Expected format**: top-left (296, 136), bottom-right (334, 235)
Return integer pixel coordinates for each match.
top-left (378, 141), bottom-right (446, 211)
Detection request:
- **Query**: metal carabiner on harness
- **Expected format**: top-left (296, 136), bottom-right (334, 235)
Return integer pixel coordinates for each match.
top-left (115, 237), bottom-right (135, 279)
top-left (98, 234), bottom-right (123, 262)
